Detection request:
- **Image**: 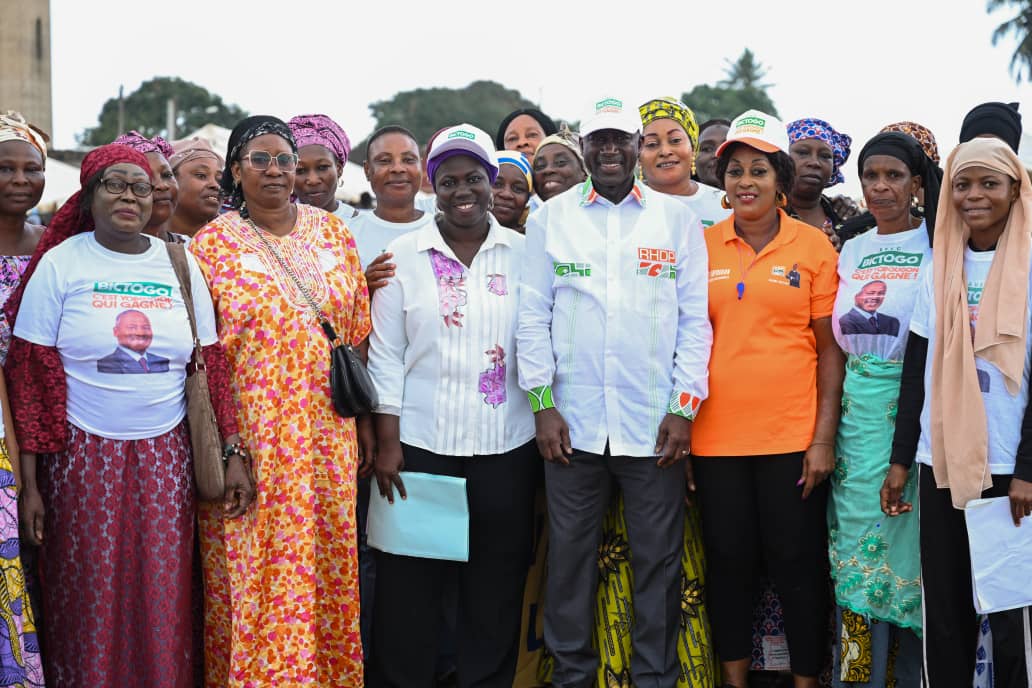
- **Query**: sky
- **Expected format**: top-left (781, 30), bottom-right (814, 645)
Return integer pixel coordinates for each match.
top-left (49, 0), bottom-right (1032, 196)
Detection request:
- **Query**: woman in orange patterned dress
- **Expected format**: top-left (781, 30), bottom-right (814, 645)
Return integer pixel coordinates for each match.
top-left (189, 116), bottom-right (371, 687)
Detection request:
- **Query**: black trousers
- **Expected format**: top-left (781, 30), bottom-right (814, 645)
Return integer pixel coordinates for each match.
top-left (918, 465), bottom-right (1030, 688)
top-left (369, 441), bottom-right (538, 688)
top-left (692, 452), bottom-right (829, 677)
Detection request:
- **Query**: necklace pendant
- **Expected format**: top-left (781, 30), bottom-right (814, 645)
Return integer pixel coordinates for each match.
top-left (737, 281), bottom-right (745, 300)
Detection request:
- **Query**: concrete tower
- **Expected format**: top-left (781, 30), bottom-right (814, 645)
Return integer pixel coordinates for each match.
top-left (0, 0), bottom-right (52, 140)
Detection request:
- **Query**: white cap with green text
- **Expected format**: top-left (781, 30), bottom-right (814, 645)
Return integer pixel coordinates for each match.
top-left (580, 97), bottom-right (642, 138)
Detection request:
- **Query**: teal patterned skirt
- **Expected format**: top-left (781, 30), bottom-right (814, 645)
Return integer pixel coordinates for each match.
top-left (828, 353), bottom-right (922, 633)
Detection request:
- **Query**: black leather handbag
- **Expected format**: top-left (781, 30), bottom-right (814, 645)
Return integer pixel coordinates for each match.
top-left (249, 218), bottom-right (378, 418)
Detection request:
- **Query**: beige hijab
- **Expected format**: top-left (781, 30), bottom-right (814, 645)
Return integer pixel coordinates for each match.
top-left (932, 137), bottom-right (1032, 508)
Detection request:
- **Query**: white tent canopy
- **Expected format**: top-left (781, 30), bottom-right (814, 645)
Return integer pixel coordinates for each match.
top-left (37, 158), bottom-right (85, 211)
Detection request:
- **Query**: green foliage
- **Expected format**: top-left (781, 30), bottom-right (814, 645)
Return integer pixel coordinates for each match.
top-left (79, 77), bottom-right (248, 146)
top-left (681, 49), bottom-right (779, 123)
top-left (354, 80), bottom-right (538, 160)
top-left (988, 0), bottom-right (1032, 82)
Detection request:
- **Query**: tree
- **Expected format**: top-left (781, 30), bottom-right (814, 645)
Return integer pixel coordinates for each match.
top-left (79, 77), bottom-right (248, 146)
top-left (352, 80), bottom-right (538, 160)
top-left (988, 0), bottom-right (1032, 82)
top-left (681, 49), bottom-right (779, 123)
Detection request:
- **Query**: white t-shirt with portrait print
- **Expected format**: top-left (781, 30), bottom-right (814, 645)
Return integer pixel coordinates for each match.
top-left (13, 232), bottom-right (218, 440)
top-left (910, 247), bottom-right (1032, 475)
top-left (833, 224), bottom-right (931, 361)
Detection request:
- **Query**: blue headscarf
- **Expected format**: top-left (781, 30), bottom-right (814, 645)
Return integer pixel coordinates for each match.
top-left (787, 118), bottom-right (852, 187)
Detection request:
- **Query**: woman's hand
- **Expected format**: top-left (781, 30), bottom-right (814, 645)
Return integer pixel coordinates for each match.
top-left (799, 442), bottom-right (835, 499)
top-left (880, 463), bottom-right (912, 516)
top-left (365, 252), bottom-right (395, 296)
top-left (1008, 477), bottom-right (1032, 526)
top-left (356, 414), bottom-right (376, 479)
top-left (18, 485), bottom-right (44, 545)
top-left (222, 454), bottom-right (256, 518)
top-left (374, 441), bottom-right (406, 504)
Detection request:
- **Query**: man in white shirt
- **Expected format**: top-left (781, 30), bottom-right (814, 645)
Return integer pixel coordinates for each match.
top-left (516, 96), bottom-right (712, 688)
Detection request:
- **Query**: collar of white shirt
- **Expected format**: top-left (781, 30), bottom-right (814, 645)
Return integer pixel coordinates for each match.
top-left (414, 216), bottom-right (515, 258)
top-left (577, 179), bottom-right (648, 208)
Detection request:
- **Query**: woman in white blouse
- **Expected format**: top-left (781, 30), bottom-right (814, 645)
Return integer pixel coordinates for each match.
top-left (367, 124), bottom-right (537, 687)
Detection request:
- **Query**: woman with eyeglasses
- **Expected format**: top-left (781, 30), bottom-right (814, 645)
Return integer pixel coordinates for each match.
top-left (189, 116), bottom-right (371, 686)
top-left (4, 143), bottom-right (249, 687)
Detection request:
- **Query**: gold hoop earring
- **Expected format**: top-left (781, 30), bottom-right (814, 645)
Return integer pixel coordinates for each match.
top-left (721, 194), bottom-right (732, 210)
top-left (775, 191), bottom-right (788, 208)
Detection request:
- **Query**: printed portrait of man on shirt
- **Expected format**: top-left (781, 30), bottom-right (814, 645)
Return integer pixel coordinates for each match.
top-left (96, 309), bottom-right (171, 374)
top-left (839, 280), bottom-right (900, 336)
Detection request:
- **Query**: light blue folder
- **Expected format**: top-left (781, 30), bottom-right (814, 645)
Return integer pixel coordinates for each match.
top-left (366, 472), bottom-right (470, 562)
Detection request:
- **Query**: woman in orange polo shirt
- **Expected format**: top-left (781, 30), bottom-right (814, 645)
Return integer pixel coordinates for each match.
top-left (690, 110), bottom-right (843, 688)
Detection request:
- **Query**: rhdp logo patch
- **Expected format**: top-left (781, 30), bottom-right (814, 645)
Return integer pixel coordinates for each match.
top-left (554, 262), bottom-right (591, 277)
top-left (595, 98), bottom-right (624, 113)
top-left (637, 247), bottom-right (676, 278)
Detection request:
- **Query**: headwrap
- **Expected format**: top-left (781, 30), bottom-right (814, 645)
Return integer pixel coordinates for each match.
top-left (639, 97), bottom-right (700, 151)
top-left (786, 118), bottom-right (852, 187)
top-left (959, 101), bottom-right (1023, 153)
top-left (220, 115), bottom-right (296, 215)
top-left (112, 130), bottom-right (174, 160)
top-left (287, 114), bottom-right (351, 165)
top-left (494, 108), bottom-right (558, 151)
top-left (857, 132), bottom-right (942, 243)
top-left (930, 138), bottom-right (1032, 508)
top-left (496, 151), bottom-right (533, 193)
top-left (880, 122), bottom-right (940, 164)
top-left (534, 125), bottom-right (587, 174)
top-left (4, 144), bottom-right (151, 327)
top-left (169, 137), bottom-right (224, 173)
top-left (0, 111), bottom-right (48, 161)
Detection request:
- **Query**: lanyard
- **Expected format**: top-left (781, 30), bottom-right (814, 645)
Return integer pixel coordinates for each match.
top-left (735, 241), bottom-right (760, 300)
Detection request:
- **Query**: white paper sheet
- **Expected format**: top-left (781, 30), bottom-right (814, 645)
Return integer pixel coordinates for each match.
top-left (964, 496), bottom-right (1032, 614)
top-left (366, 471), bottom-right (469, 562)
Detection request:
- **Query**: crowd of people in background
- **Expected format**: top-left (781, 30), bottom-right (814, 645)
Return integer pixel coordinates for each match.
top-left (0, 92), bottom-right (1028, 688)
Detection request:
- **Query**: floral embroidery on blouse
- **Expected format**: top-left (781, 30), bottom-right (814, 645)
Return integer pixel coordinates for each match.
top-left (486, 273), bottom-right (508, 296)
top-left (479, 345), bottom-right (507, 408)
top-left (429, 248), bottom-right (467, 328)
top-left (0, 256), bottom-right (31, 364)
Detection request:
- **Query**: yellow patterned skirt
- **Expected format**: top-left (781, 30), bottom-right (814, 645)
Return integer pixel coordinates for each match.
top-left (514, 491), bottom-right (716, 687)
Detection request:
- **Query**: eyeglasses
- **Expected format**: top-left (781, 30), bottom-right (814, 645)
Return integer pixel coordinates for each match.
top-left (100, 177), bottom-right (154, 198)
top-left (242, 151), bottom-right (299, 171)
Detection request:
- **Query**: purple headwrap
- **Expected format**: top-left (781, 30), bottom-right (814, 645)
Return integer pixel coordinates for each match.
top-left (288, 114), bottom-right (351, 165)
top-left (112, 130), bottom-right (175, 160)
top-left (786, 118), bottom-right (852, 187)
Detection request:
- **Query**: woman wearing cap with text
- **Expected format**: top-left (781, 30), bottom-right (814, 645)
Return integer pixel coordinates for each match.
top-left (368, 123), bottom-right (538, 687)
top-left (690, 110), bottom-right (843, 688)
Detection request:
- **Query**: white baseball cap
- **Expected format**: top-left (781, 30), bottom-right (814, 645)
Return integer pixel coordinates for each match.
top-left (427, 123), bottom-right (499, 181)
top-left (580, 96), bottom-right (642, 138)
top-left (716, 109), bottom-right (789, 157)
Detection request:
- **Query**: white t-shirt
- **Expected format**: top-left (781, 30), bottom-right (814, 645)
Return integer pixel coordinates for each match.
top-left (347, 210), bottom-right (434, 269)
top-left (911, 248), bottom-right (1032, 474)
top-left (833, 225), bottom-right (930, 361)
top-left (667, 182), bottom-right (730, 229)
top-left (14, 233), bottom-right (218, 440)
